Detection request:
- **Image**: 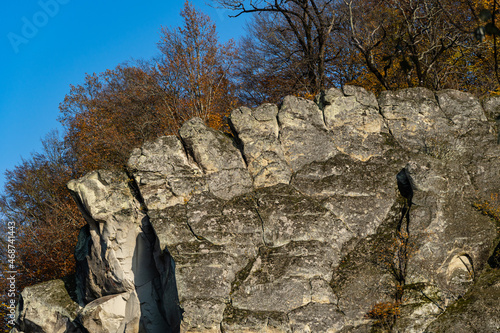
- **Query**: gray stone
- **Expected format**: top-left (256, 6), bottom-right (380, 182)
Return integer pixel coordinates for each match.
top-left (319, 87), bottom-right (388, 161)
top-left (378, 87), bottom-right (453, 155)
top-left (292, 153), bottom-right (400, 239)
top-left (67, 170), bottom-right (181, 332)
top-left (288, 303), bottom-right (345, 333)
top-left (230, 105), bottom-right (292, 188)
top-left (278, 95), bottom-right (338, 171)
top-left (15, 280), bottom-right (82, 333)
top-left (343, 84), bottom-right (379, 108)
top-left (481, 95), bottom-right (500, 145)
top-left (482, 95), bottom-right (500, 121)
top-left (424, 269), bottom-right (500, 333)
top-left (13, 86), bottom-right (500, 333)
top-left (67, 170), bottom-right (143, 301)
top-left (231, 241), bottom-right (339, 313)
top-left (435, 89), bottom-right (487, 125)
top-left (128, 135), bottom-right (205, 210)
top-left (78, 291), bottom-right (140, 333)
top-left (179, 117), bottom-right (253, 200)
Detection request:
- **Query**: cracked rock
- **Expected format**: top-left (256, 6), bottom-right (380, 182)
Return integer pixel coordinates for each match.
top-left (13, 86), bottom-right (500, 333)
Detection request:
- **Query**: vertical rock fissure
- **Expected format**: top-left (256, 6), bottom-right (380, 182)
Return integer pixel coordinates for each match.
top-left (185, 219), bottom-right (212, 243)
top-left (178, 135), bottom-right (204, 173)
top-left (250, 194), bottom-right (270, 248)
top-left (275, 105), bottom-right (284, 150)
top-left (231, 256), bottom-right (257, 295)
top-left (377, 107), bottom-right (401, 150)
top-left (495, 115), bottom-right (500, 144)
top-left (221, 256), bottom-right (258, 330)
top-left (125, 169), bottom-right (183, 332)
top-left (394, 168), bottom-right (414, 303)
top-left (228, 120), bottom-right (250, 169)
top-left (433, 93), bottom-right (455, 125)
top-left (124, 168), bottom-right (148, 212)
top-left (418, 288), bottom-right (445, 312)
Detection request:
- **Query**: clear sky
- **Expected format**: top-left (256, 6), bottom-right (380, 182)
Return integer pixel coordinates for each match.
top-left (0, 0), bottom-right (246, 191)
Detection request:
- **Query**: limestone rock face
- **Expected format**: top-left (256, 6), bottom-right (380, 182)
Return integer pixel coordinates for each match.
top-left (67, 170), bottom-right (141, 301)
top-left (79, 291), bottom-right (140, 333)
top-left (66, 170), bottom-right (182, 333)
top-left (179, 117), bottom-right (253, 200)
top-left (319, 85), bottom-right (389, 161)
top-left (127, 135), bottom-right (205, 210)
top-left (378, 87), bottom-right (452, 155)
top-left (424, 269), bottom-right (500, 333)
top-left (12, 86), bottom-right (500, 333)
top-left (278, 95), bottom-right (338, 171)
top-left (230, 104), bottom-right (291, 188)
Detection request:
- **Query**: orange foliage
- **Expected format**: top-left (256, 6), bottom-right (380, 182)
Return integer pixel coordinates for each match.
top-left (366, 301), bottom-right (401, 331)
top-left (157, 0), bottom-right (238, 132)
top-left (0, 132), bottom-right (84, 331)
top-left (474, 193), bottom-right (500, 223)
top-left (346, 0), bottom-right (500, 95)
top-left (59, 66), bottom-right (177, 173)
top-left (59, 1), bottom-right (238, 175)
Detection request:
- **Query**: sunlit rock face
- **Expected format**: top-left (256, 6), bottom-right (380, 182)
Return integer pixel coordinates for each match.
top-left (11, 86), bottom-right (500, 333)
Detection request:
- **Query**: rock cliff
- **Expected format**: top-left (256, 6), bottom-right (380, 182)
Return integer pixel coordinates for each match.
top-left (11, 86), bottom-right (500, 332)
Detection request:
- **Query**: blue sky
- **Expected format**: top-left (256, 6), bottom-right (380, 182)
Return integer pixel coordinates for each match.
top-left (0, 0), bottom-right (246, 190)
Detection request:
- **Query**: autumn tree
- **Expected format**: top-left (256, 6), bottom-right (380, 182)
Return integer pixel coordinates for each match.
top-left (0, 131), bottom-right (84, 331)
top-left (344, 0), bottom-right (498, 94)
top-left (0, 131), bottom-right (83, 283)
top-left (157, 0), bottom-right (238, 128)
top-left (59, 65), bottom-right (175, 174)
top-left (214, 0), bottom-right (343, 102)
top-left (60, 1), bottom-right (238, 174)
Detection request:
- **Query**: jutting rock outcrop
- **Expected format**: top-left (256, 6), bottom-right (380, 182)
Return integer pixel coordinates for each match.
top-left (11, 86), bottom-right (500, 333)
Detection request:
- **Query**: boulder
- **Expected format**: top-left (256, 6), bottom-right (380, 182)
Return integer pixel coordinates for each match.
top-left (278, 95), bottom-right (338, 171)
top-left (179, 117), bottom-right (253, 200)
top-left (15, 280), bottom-right (82, 333)
top-left (127, 135), bottom-right (205, 210)
top-left (67, 169), bottom-right (182, 332)
top-left (67, 170), bottom-right (144, 302)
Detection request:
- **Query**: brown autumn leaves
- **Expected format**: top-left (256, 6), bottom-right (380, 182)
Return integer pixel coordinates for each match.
top-left (1, 0), bottom-right (499, 329)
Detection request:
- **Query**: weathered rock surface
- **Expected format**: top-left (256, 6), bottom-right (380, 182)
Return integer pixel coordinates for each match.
top-left (79, 291), bottom-right (140, 333)
top-left (11, 86), bottom-right (500, 333)
top-left (424, 268), bottom-right (500, 333)
top-left (230, 104), bottom-right (291, 188)
top-left (64, 170), bottom-right (181, 332)
top-left (318, 85), bottom-right (390, 161)
top-left (278, 95), bottom-right (338, 171)
top-left (15, 279), bottom-right (82, 333)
